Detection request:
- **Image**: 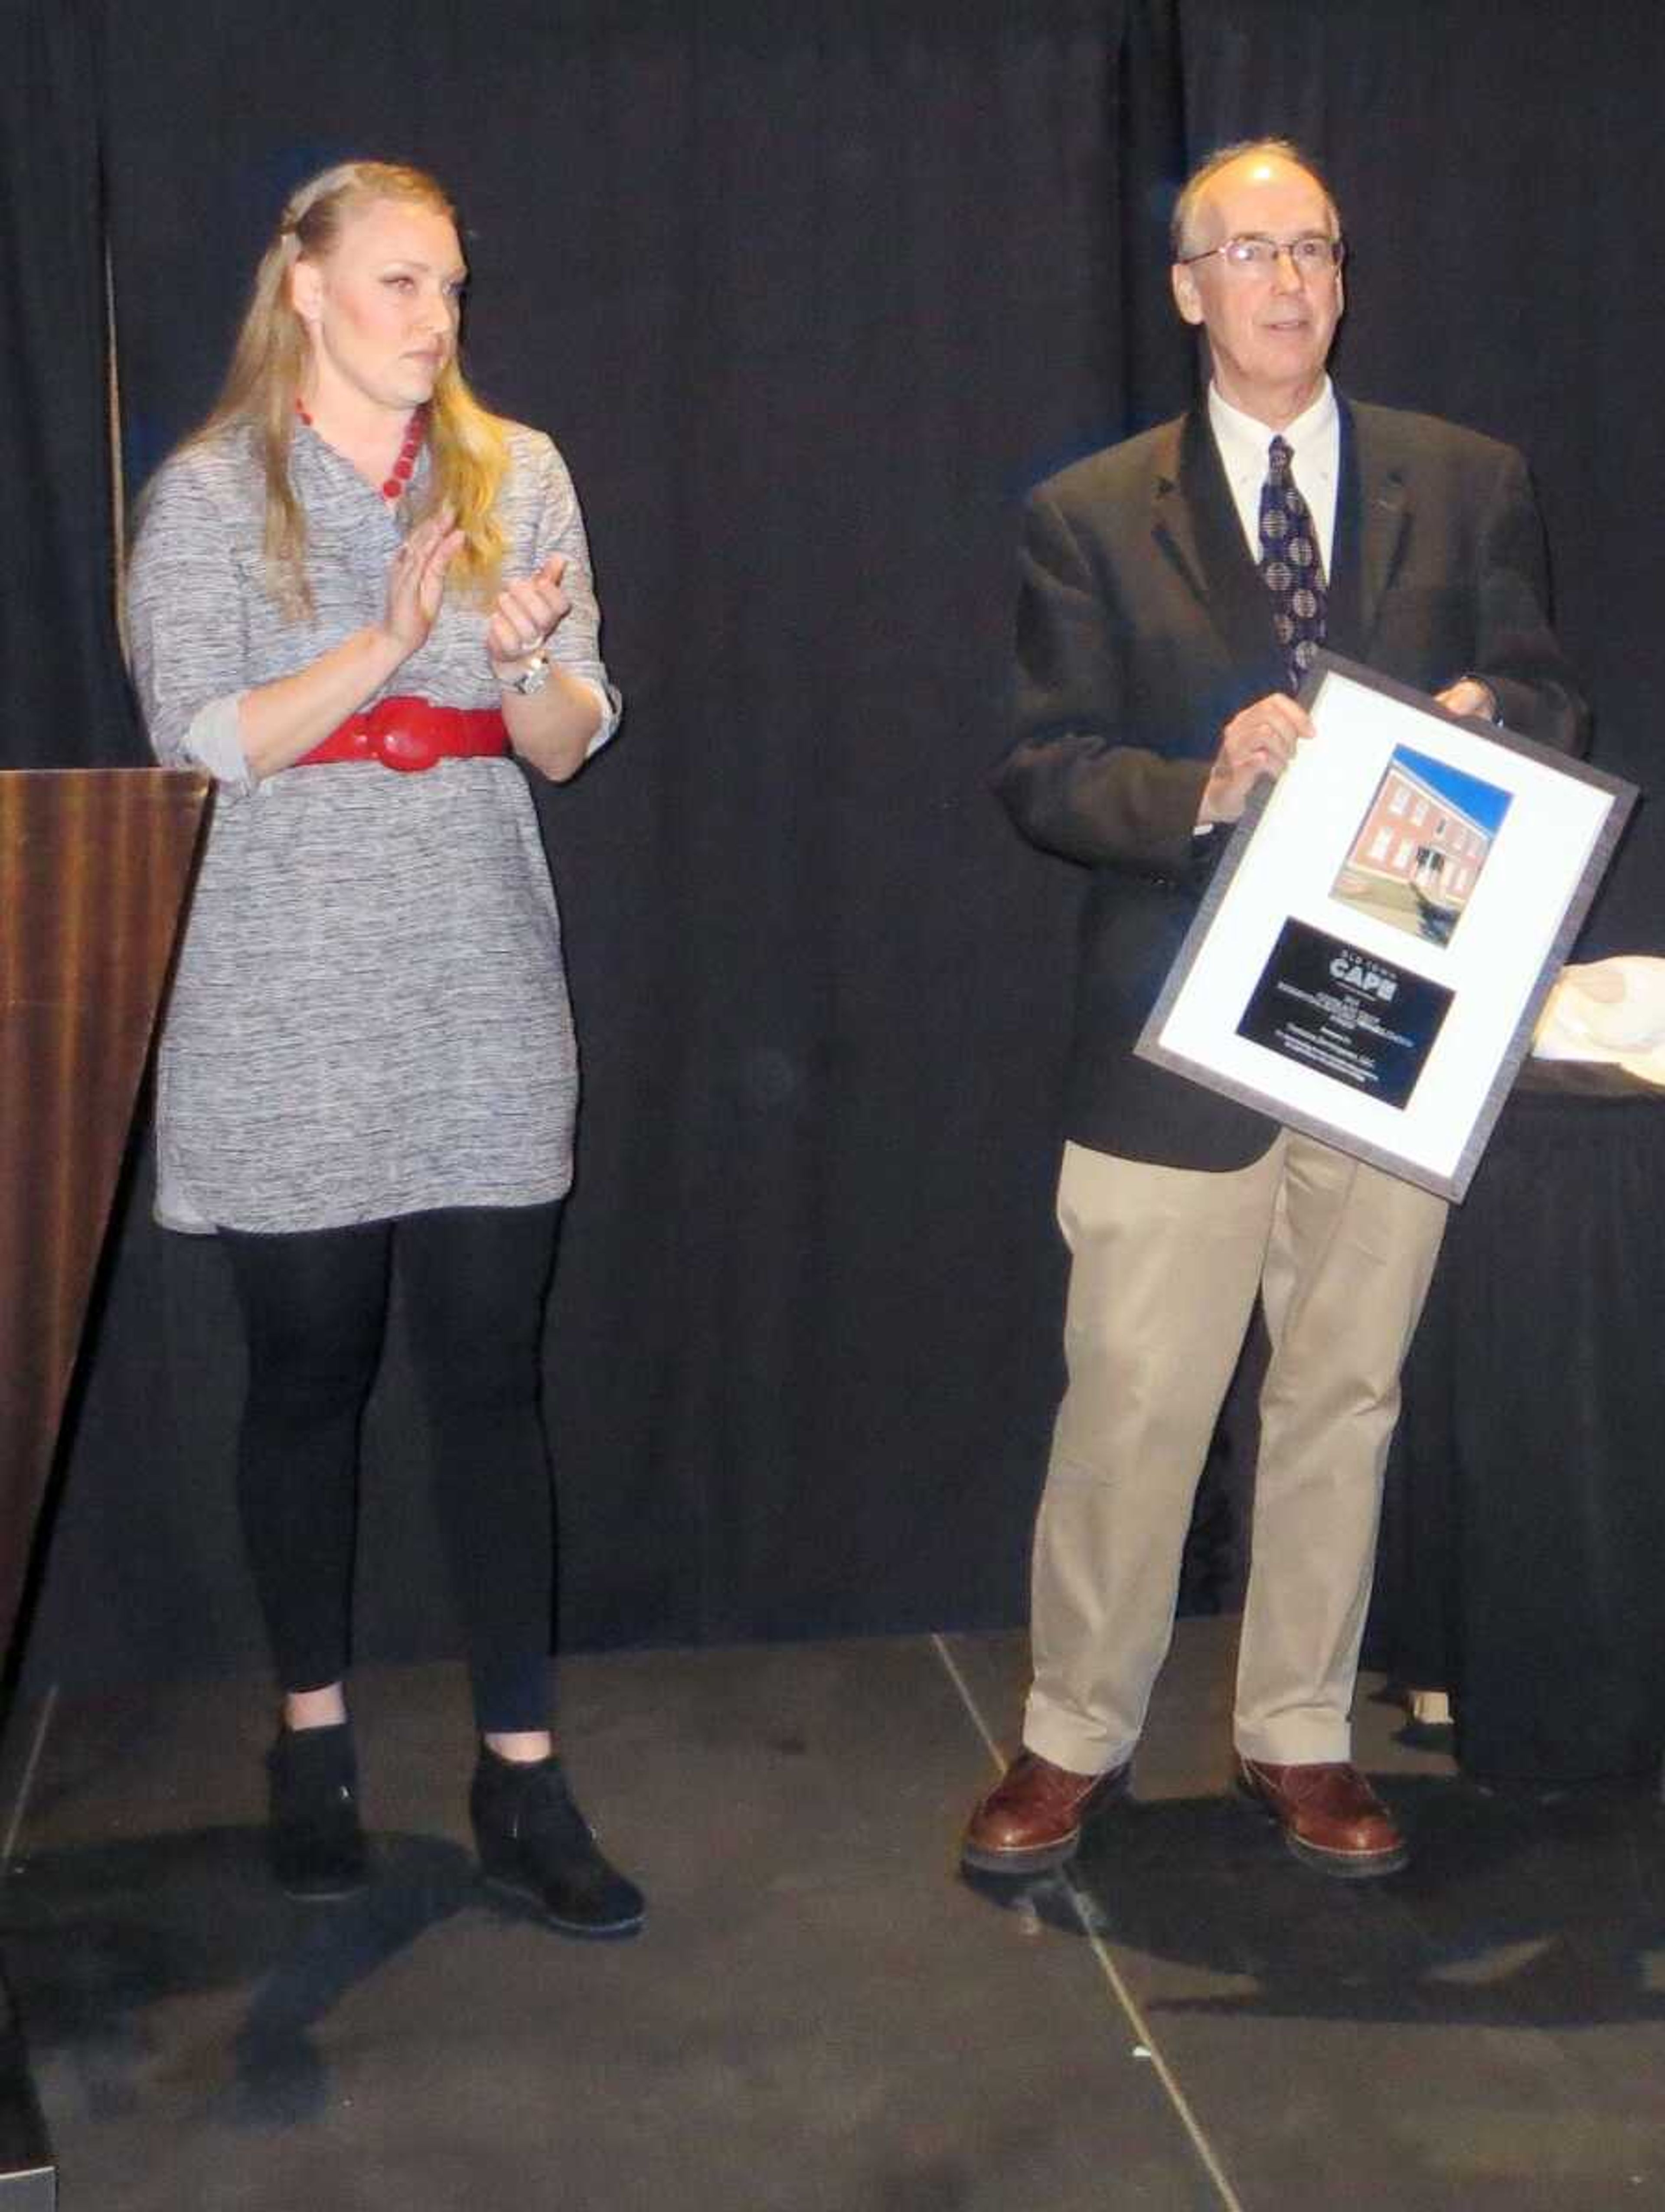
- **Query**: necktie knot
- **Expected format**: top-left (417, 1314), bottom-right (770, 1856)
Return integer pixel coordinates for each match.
top-left (1258, 436), bottom-right (1325, 692)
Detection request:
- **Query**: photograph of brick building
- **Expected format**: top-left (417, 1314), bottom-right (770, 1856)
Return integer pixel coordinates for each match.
top-left (1333, 743), bottom-right (1512, 947)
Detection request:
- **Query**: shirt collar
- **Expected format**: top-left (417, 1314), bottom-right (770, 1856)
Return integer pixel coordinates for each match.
top-left (1208, 376), bottom-right (1338, 487)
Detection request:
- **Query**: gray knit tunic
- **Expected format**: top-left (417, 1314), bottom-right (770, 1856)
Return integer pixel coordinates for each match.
top-left (126, 417), bottom-right (619, 1234)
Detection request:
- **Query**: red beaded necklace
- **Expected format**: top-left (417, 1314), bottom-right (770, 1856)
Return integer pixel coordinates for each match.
top-left (294, 398), bottom-right (428, 502)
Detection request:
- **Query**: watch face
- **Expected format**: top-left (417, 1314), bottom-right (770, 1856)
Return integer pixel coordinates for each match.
top-left (508, 653), bottom-right (550, 695)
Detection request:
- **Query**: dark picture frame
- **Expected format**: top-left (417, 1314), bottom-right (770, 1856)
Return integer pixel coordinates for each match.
top-left (1136, 653), bottom-right (1637, 1200)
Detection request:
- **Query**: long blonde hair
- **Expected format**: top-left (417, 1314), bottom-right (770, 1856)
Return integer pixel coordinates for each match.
top-left (191, 160), bottom-right (508, 616)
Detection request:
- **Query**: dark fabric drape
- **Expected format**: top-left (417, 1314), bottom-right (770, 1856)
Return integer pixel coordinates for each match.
top-left (1177, 0), bottom-right (1665, 955)
top-left (1174, 0), bottom-right (1665, 1761)
top-left (9, 0), bottom-right (1665, 1691)
top-left (1376, 1069), bottom-right (1665, 1782)
top-left (23, 0), bottom-right (1190, 1686)
top-left (0, 0), bottom-right (141, 765)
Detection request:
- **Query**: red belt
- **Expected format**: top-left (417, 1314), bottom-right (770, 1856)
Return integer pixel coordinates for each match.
top-left (294, 697), bottom-right (510, 774)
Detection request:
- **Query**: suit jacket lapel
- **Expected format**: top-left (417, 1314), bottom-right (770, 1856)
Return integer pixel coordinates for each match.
top-left (1151, 409), bottom-right (1284, 697)
top-left (1337, 398), bottom-right (1408, 653)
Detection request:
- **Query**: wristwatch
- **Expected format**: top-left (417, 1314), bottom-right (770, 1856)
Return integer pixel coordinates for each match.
top-left (1458, 672), bottom-right (1501, 723)
top-left (499, 648), bottom-right (552, 697)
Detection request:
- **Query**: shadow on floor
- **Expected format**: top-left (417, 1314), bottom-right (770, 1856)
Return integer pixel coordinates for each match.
top-left (0, 1825), bottom-right (479, 2128)
top-left (962, 1772), bottom-right (1665, 2028)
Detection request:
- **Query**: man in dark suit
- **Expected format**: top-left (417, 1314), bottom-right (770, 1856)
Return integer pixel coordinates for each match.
top-left (963, 140), bottom-right (1586, 1880)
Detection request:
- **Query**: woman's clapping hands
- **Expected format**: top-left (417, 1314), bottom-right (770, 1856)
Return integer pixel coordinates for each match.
top-left (383, 505), bottom-right (465, 658)
top-left (487, 554), bottom-right (570, 678)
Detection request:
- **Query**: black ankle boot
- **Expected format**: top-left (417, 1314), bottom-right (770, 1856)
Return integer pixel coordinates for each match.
top-left (266, 1722), bottom-right (369, 1900)
top-left (470, 1747), bottom-right (644, 1938)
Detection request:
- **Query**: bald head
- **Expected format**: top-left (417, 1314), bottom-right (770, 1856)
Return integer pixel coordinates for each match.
top-left (1171, 140), bottom-right (1340, 261)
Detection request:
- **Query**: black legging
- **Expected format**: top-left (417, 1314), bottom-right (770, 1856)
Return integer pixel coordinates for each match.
top-left (221, 1203), bottom-right (561, 1734)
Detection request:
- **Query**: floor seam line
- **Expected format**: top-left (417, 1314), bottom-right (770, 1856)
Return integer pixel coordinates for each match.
top-left (1062, 1874), bottom-right (1249, 2212)
top-left (930, 1632), bottom-right (1006, 1773)
top-left (929, 1632), bottom-right (1247, 2212)
top-left (3, 1682), bottom-right (59, 1869)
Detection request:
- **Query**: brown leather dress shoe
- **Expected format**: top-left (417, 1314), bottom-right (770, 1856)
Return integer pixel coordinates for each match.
top-left (961, 1749), bottom-right (1131, 1875)
top-left (1235, 1756), bottom-right (1408, 1879)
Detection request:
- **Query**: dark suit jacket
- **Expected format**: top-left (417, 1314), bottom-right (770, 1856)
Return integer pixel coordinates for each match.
top-left (996, 397), bottom-right (1590, 1170)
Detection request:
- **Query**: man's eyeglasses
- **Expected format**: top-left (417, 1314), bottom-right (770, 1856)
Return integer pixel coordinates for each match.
top-left (1178, 235), bottom-right (1345, 275)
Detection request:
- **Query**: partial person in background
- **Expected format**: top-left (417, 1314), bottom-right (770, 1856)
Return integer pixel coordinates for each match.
top-left (127, 160), bottom-right (642, 1937)
top-left (963, 139), bottom-right (1586, 1884)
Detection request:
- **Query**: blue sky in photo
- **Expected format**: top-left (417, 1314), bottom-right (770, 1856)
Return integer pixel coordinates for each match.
top-left (1391, 744), bottom-right (1513, 836)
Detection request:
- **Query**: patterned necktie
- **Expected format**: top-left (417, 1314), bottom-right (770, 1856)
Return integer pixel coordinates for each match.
top-left (1258, 434), bottom-right (1327, 694)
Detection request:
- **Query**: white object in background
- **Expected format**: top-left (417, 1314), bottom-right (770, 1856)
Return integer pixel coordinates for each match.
top-left (1532, 956), bottom-right (1665, 1086)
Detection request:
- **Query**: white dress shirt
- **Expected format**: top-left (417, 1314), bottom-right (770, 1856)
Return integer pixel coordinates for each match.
top-left (1207, 377), bottom-right (1340, 576)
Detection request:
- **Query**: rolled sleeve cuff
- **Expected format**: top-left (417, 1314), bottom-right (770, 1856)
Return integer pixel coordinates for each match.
top-left (182, 693), bottom-right (256, 792)
top-left (580, 676), bottom-right (623, 759)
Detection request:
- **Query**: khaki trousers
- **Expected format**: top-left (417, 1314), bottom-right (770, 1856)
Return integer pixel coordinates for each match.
top-left (1022, 1134), bottom-right (1447, 1774)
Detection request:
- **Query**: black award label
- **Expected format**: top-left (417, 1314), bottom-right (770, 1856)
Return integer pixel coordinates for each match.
top-left (1235, 918), bottom-right (1453, 1110)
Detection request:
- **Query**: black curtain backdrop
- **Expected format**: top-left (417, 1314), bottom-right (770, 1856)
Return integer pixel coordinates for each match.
top-left (6, 0), bottom-right (1662, 1691)
top-left (1176, 0), bottom-right (1665, 956)
top-left (0, 0), bottom-right (141, 763)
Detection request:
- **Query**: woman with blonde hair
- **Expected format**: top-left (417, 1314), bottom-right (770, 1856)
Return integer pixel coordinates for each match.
top-left (127, 159), bottom-right (642, 1936)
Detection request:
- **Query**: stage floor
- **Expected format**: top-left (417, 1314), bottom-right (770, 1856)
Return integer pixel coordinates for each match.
top-left (3, 1618), bottom-right (1662, 2210)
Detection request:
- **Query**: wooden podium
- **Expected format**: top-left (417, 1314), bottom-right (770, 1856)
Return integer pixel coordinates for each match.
top-left (0, 767), bottom-right (210, 2208)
